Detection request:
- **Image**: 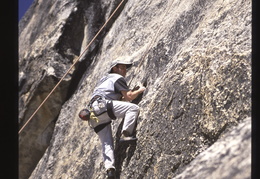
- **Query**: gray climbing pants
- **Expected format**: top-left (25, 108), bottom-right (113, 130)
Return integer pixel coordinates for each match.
top-left (97, 100), bottom-right (140, 170)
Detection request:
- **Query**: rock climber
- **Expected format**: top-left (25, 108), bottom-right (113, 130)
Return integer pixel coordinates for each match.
top-left (87, 58), bottom-right (146, 178)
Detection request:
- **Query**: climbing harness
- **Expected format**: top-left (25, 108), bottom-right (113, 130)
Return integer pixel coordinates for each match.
top-left (80, 95), bottom-right (116, 129)
top-left (81, 95), bottom-right (116, 121)
top-left (19, 0), bottom-right (126, 134)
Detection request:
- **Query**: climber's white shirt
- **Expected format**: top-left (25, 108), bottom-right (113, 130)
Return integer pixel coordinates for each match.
top-left (91, 73), bottom-right (130, 100)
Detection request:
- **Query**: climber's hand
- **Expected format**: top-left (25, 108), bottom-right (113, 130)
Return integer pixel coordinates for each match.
top-left (131, 86), bottom-right (140, 91)
top-left (122, 86), bottom-right (146, 101)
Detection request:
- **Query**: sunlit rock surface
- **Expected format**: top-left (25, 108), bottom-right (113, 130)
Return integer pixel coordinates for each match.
top-left (19, 0), bottom-right (251, 178)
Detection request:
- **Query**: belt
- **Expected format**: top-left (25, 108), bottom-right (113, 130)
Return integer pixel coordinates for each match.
top-left (89, 95), bottom-right (102, 106)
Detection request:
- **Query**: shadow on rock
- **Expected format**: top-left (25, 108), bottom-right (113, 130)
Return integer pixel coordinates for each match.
top-left (114, 116), bottom-right (138, 178)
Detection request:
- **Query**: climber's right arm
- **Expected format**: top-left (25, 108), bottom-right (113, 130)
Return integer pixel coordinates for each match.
top-left (121, 86), bottom-right (146, 101)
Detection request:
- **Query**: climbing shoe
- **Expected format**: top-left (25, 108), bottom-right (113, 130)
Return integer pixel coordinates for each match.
top-left (119, 131), bottom-right (137, 142)
top-left (107, 168), bottom-right (116, 179)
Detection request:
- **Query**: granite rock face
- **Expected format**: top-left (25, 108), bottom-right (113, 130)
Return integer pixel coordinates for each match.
top-left (174, 117), bottom-right (251, 179)
top-left (19, 0), bottom-right (251, 178)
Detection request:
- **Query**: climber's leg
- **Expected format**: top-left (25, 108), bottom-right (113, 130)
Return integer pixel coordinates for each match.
top-left (97, 124), bottom-right (115, 170)
top-left (112, 100), bottom-right (139, 137)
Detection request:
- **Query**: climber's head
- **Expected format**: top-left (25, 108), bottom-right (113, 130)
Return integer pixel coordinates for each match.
top-left (109, 58), bottom-right (132, 77)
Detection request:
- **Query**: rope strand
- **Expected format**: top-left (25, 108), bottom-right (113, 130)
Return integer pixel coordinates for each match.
top-left (19, 0), bottom-right (126, 134)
